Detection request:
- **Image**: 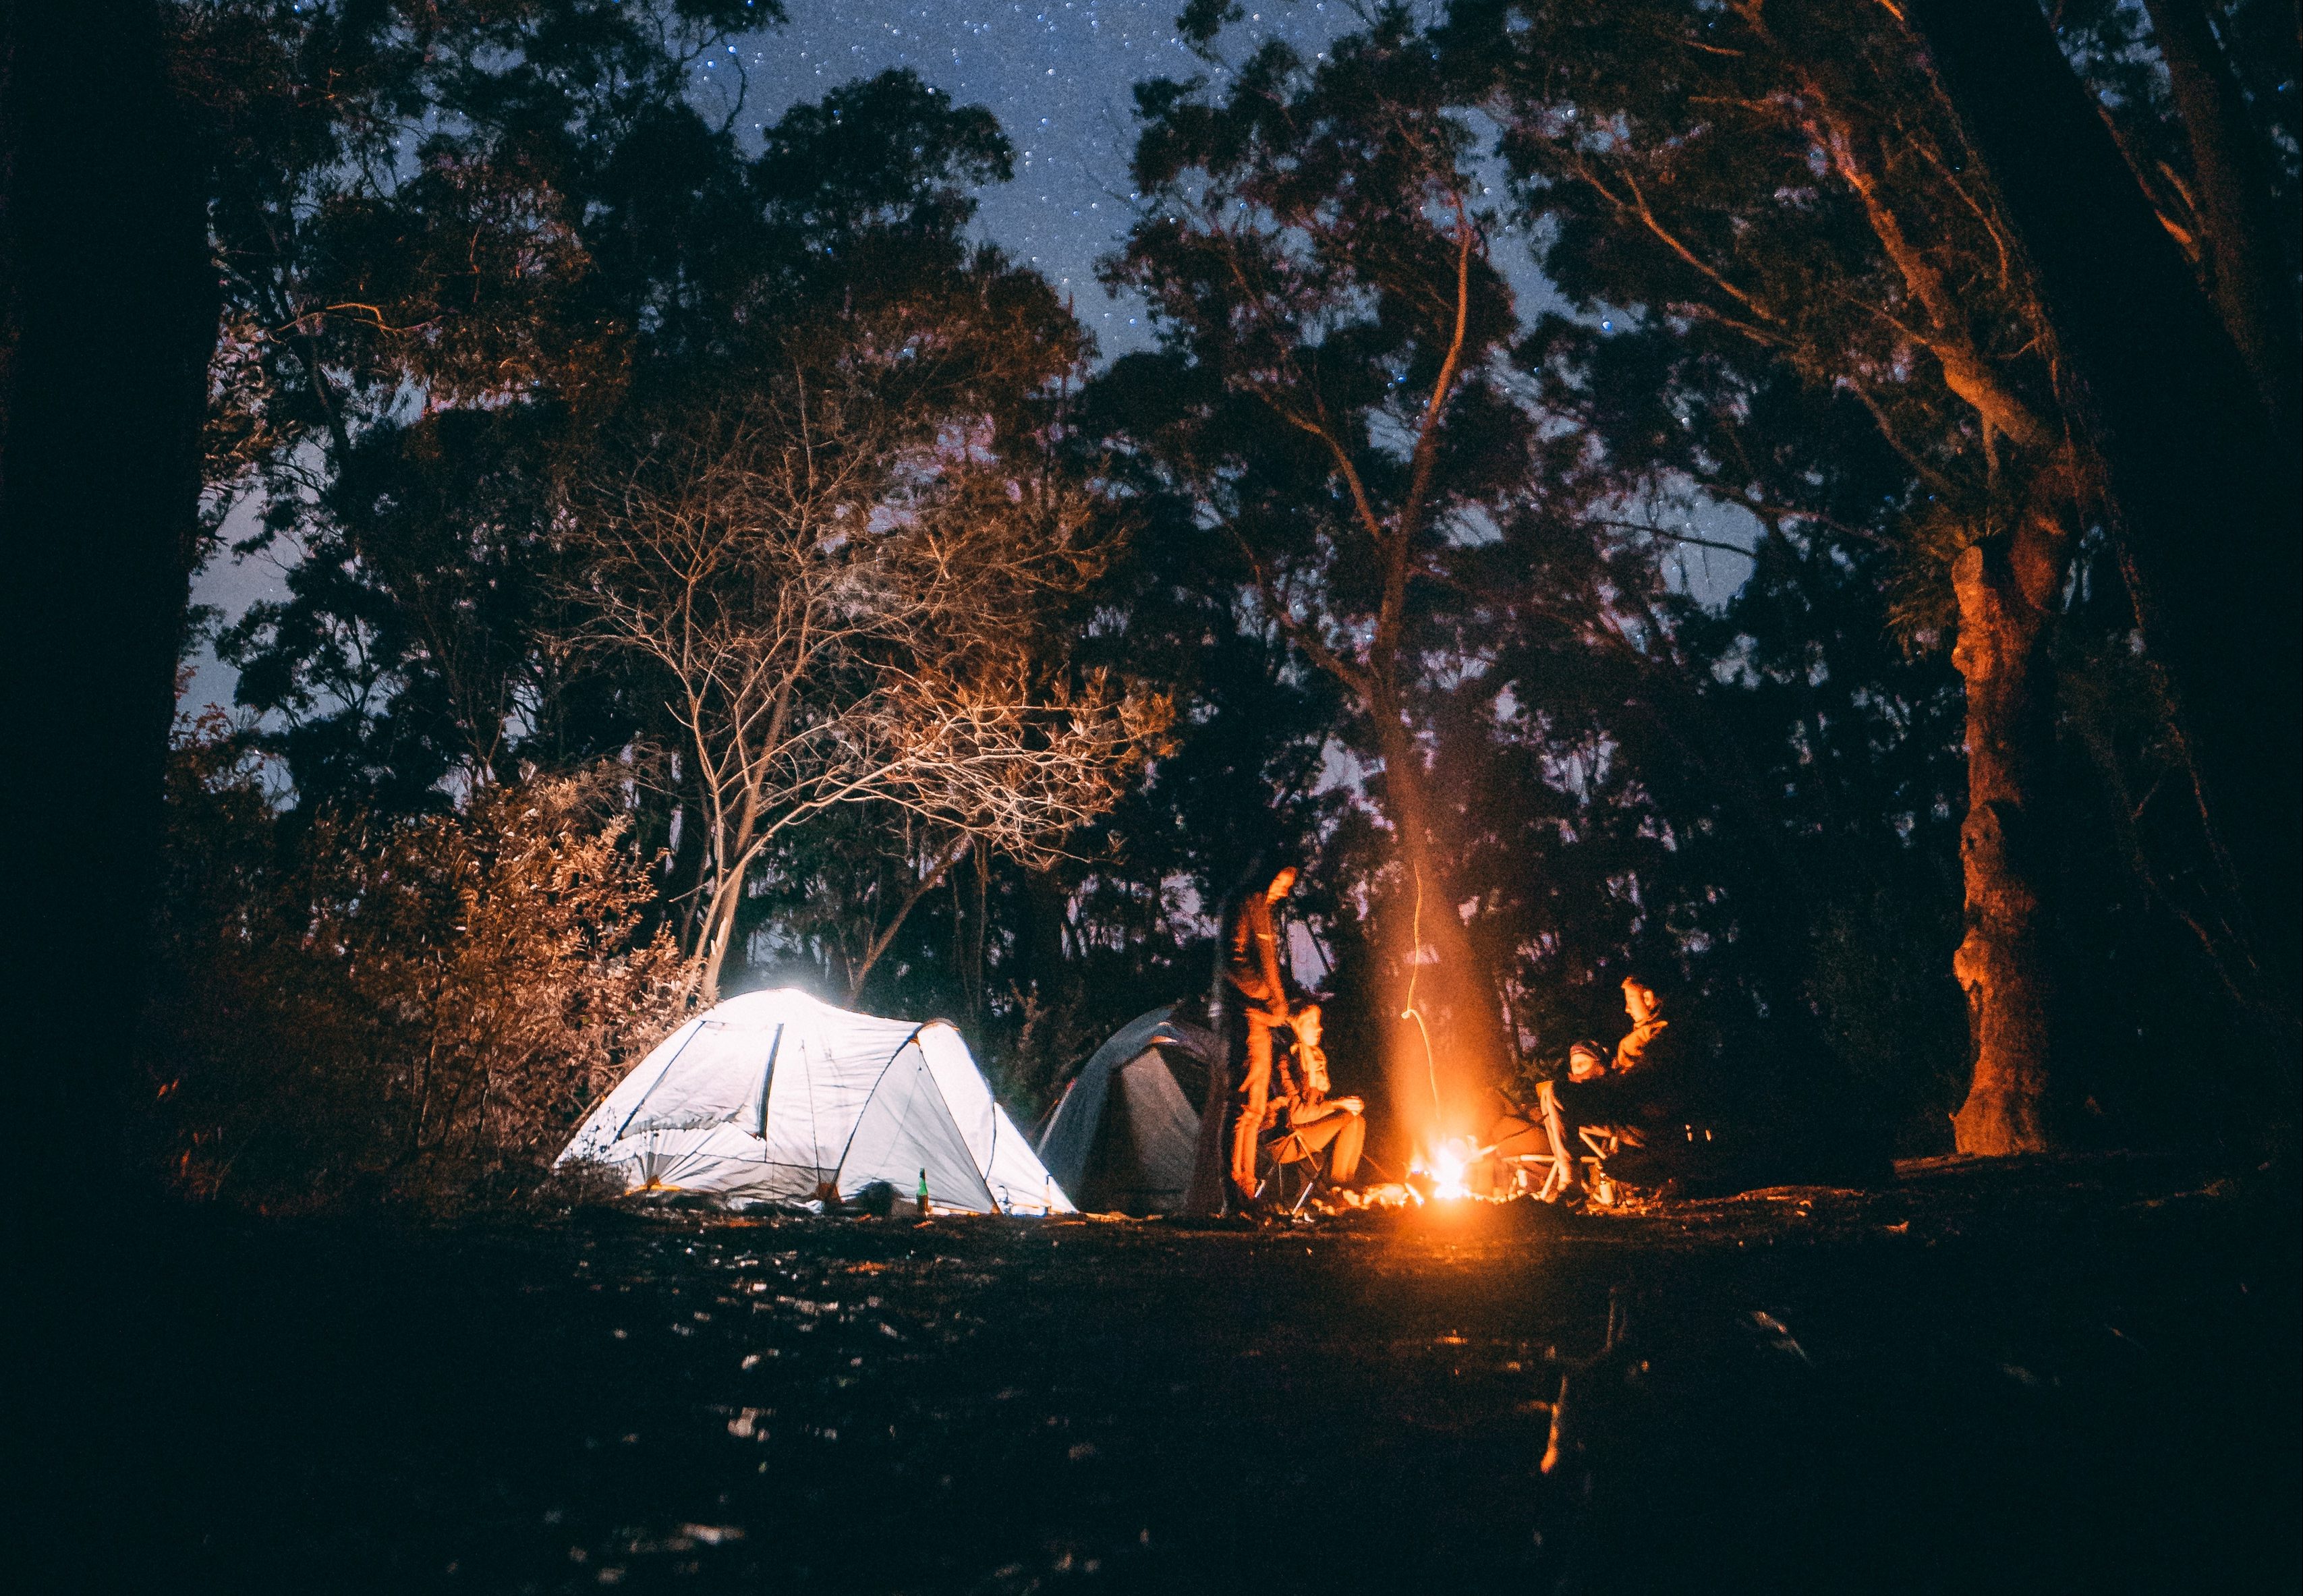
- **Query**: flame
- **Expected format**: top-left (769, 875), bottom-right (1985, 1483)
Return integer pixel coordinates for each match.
top-left (1409, 1135), bottom-right (1478, 1201)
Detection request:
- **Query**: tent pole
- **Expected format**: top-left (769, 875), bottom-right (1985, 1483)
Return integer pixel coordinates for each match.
top-left (610, 1020), bottom-right (710, 1143)
top-left (755, 1023), bottom-right (785, 1140)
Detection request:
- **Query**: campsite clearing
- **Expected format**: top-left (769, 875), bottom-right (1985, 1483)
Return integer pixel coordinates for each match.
top-left (78, 1154), bottom-right (2297, 1593)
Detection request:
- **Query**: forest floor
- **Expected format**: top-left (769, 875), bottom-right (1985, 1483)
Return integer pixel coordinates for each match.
top-left (65, 1152), bottom-right (2298, 1594)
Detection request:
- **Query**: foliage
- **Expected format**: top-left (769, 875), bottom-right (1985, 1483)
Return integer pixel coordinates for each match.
top-left (566, 283), bottom-right (1162, 1003)
top-left (1424, 0), bottom-right (2275, 1141)
top-left (148, 712), bottom-right (685, 1213)
top-left (1096, 16), bottom-right (1542, 1122)
top-left (153, 3), bottom-right (1165, 1190)
top-left (140, 0), bottom-right (2294, 1201)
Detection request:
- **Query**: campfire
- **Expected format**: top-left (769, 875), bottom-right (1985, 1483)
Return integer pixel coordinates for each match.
top-left (1406, 1135), bottom-right (1487, 1201)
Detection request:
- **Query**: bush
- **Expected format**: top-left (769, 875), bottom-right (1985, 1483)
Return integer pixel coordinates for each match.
top-left (147, 716), bottom-right (687, 1214)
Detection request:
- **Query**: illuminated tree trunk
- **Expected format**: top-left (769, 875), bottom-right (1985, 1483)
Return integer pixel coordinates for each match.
top-left (693, 845), bottom-right (754, 1006)
top-left (1908, 0), bottom-right (2300, 1024)
top-left (1947, 518), bottom-right (2070, 1155)
top-left (1369, 701), bottom-right (1505, 1137)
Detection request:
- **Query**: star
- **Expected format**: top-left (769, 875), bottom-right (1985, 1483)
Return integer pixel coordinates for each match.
top-left (713, 1), bottom-right (1361, 354)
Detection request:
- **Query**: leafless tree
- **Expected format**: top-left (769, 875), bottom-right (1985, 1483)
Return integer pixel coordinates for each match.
top-left (565, 331), bottom-right (1162, 1003)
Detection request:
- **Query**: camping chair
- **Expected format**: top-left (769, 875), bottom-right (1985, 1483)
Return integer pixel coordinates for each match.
top-left (1517, 1129), bottom-right (1622, 1203)
top-left (1255, 1120), bottom-right (1334, 1216)
top-left (1523, 1081), bottom-right (1629, 1203)
top-left (1576, 1125), bottom-right (1622, 1201)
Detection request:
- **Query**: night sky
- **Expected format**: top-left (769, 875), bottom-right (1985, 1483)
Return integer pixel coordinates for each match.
top-left (183, 0), bottom-right (1751, 714)
top-left (185, 3), bottom-right (1365, 711)
top-left (700, 1), bottom-right (1366, 353)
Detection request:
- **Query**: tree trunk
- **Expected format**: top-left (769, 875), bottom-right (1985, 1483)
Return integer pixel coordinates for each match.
top-left (695, 863), bottom-right (747, 1006)
top-left (1182, 921), bottom-right (1239, 1216)
top-left (1947, 521), bottom-right (2069, 1155)
top-left (1906, 0), bottom-right (2302, 1025)
top-left (3, 7), bottom-right (219, 1583)
top-left (1369, 706), bottom-right (1506, 1141)
top-left (2139, 0), bottom-right (2301, 428)
top-left (846, 836), bottom-right (969, 1001)
top-left (1015, 864), bottom-right (1069, 1007)
top-left (965, 845), bottom-right (990, 1031)
top-left (1, 2), bottom-right (218, 1208)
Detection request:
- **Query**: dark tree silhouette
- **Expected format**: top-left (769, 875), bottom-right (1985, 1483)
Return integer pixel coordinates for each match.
top-left (1444, 0), bottom-right (2096, 1150)
top-left (1905, 0), bottom-right (2300, 1030)
top-left (1, 1), bottom-right (218, 1209)
top-left (1102, 20), bottom-right (1529, 1135)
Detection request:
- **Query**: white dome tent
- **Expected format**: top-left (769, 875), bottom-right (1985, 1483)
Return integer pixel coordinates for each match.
top-left (557, 988), bottom-right (1071, 1215)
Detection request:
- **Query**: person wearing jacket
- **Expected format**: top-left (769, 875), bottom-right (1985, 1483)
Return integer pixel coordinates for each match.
top-left (1538, 979), bottom-right (1681, 1197)
top-left (1224, 863), bottom-right (1299, 1196)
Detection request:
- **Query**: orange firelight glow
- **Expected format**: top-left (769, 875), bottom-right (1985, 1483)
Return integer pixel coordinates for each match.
top-left (1409, 1135), bottom-right (1479, 1200)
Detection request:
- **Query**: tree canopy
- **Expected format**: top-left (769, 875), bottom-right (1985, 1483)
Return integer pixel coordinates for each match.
top-left (105, 0), bottom-right (2299, 1208)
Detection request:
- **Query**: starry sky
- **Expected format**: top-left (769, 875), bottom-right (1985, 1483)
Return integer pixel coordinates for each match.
top-left (183, 1), bottom-right (1753, 714)
top-left (697, 0), bottom-right (1368, 353)
top-left (189, 3), bottom-right (1365, 710)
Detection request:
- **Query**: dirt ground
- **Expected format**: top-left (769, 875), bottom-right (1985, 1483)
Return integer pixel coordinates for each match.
top-left (57, 1153), bottom-right (2300, 1593)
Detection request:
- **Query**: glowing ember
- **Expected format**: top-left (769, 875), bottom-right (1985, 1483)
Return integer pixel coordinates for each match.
top-left (1410, 1135), bottom-right (1479, 1201)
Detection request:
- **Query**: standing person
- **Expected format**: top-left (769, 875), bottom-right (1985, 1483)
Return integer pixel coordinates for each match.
top-left (1225, 863), bottom-right (1299, 1197)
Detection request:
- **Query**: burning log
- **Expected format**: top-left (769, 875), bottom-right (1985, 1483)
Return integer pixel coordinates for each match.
top-left (1406, 1135), bottom-right (1496, 1201)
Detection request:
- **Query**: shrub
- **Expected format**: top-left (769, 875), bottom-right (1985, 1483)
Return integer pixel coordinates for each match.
top-left (148, 718), bottom-right (686, 1214)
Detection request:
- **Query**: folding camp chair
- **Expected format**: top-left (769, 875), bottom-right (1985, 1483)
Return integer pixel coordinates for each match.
top-left (1254, 1120), bottom-right (1334, 1216)
top-left (1575, 1125), bottom-right (1624, 1203)
top-left (1521, 1084), bottom-right (1628, 1204)
top-left (1514, 1133), bottom-right (1620, 1203)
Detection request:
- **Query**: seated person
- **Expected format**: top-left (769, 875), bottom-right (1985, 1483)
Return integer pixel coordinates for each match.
top-left (1482, 976), bottom-right (1692, 1199)
top-left (1532, 1040), bottom-right (1643, 1198)
top-left (1613, 975), bottom-right (1670, 1074)
top-left (1539, 975), bottom-right (1691, 1194)
top-left (1477, 1042), bottom-right (1607, 1199)
top-left (1268, 1005), bottom-right (1366, 1185)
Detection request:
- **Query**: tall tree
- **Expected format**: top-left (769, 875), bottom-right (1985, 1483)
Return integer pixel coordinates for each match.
top-left (3, 7), bottom-right (220, 1583)
top-left (1104, 18), bottom-right (1528, 1135)
top-left (1, 2), bottom-right (219, 1205)
top-left (567, 344), bottom-right (1152, 1003)
top-left (1902, 0), bottom-right (2300, 1030)
top-left (188, 0), bottom-right (771, 807)
top-left (1444, 0), bottom-right (2131, 1151)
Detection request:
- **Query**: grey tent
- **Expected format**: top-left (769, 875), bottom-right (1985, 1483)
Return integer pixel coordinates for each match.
top-left (1035, 1006), bottom-right (1220, 1214)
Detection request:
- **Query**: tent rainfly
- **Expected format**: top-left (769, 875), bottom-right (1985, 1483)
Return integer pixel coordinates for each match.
top-left (1035, 1006), bottom-right (1220, 1215)
top-left (557, 988), bottom-right (1071, 1214)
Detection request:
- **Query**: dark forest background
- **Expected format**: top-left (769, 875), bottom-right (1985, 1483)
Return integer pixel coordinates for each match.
top-left (5, 0), bottom-right (2293, 1214)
